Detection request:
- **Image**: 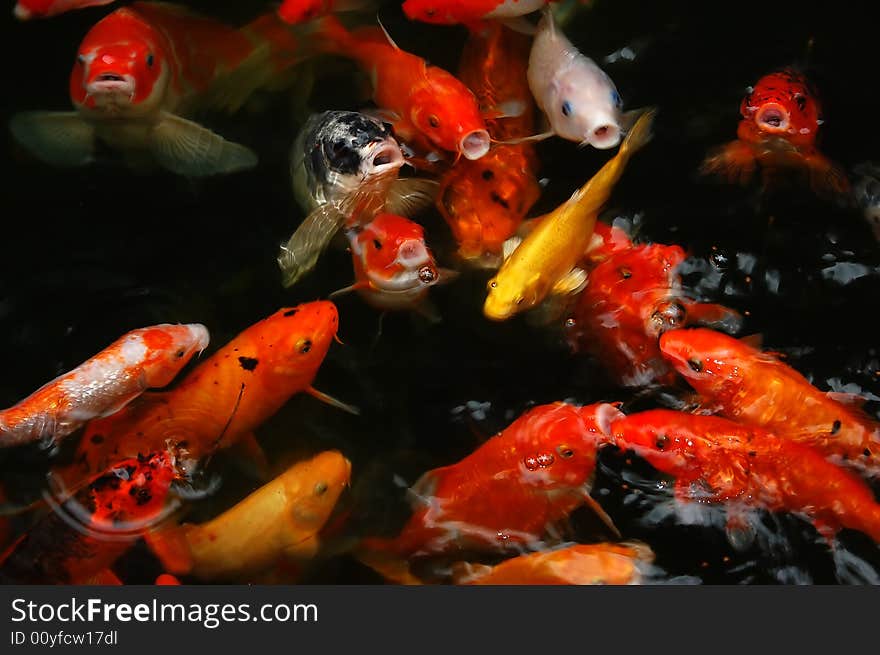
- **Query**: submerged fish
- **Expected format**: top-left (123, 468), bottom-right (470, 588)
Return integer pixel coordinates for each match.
top-left (0, 323), bottom-right (208, 449)
top-left (277, 0), bottom-right (373, 24)
top-left (10, 2), bottom-right (298, 176)
top-left (13, 0), bottom-right (114, 19)
top-left (0, 451), bottom-right (177, 584)
top-left (279, 110), bottom-right (437, 288)
top-left (484, 108), bottom-right (655, 321)
top-left (659, 328), bottom-right (880, 476)
top-left (610, 410), bottom-right (880, 545)
top-left (146, 450), bottom-right (351, 582)
top-left (701, 68), bottom-right (849, 198)
top-left (403, 0), bottom-right (551, 24)
top-left (526, 7), bottom-right (628, 149)
top-left (453, 541), bottom-right (653, 585)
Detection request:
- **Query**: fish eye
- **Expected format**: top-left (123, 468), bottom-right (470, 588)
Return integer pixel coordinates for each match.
top-left (561, 101), bottom-right (572, 117)
top-left (314, 481), bottom-right (328, 496)
top-left (146, 53), bottom-right (154, 68)
top-left (77, 54), bottom-right (86, 65)
top-left (611, 90), bottom-right (622, 107)
top-left (175, 349), bottom-right (185, 358)
top-left (655, 434), bottom-right (669, 450)
top-left (418, 266), bottom-right (437, 284)
top-left (296, 338), bottom-right (313, 354)
top-left (488, 279), bottom-right (498, 289)
top-left (688, 359), bottom-right (703, 372)
top-left (556, 445), bottom-right (575, 459)
top-left (428, 115), bottom-right (440, 128)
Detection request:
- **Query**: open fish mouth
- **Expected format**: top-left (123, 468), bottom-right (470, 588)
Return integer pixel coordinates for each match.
top-left (585, 123), bottom-right (622, 149)
top-left (365, 140), bottom-right (405, 175)
top-left (460, 130), bottom-right (491, 161)
top-left (86, 74), bottom-right (136, 99)
top-left (755, 103), bottom-right (790, 133)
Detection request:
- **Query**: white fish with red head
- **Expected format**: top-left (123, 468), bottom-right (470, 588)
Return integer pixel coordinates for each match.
top-left (526, 7), bottom-right (626, 149)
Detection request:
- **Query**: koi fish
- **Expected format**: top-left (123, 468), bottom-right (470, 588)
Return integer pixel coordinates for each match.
top-left (53, 301), bottom-right (352, 492)
top-left (436, 23), bottom-right (541, 265)
top-left (565, 228), bottom-right (742, 387)
top-left (306, 15), bottom-right (491, 162)
top-left (609, 409), bottom-right (880, 544)
top-left (10, 2), bottom-right (299, 176)
top-left (0, 323), bottom-right (208, 449)
top-left (453, 541), bottom-right (654, 585)
top-left (146, 451), bottom-right (351, 582)
top-left (360, 402), bottom-right (623, 559)
top-left (484, 108), bottom-right (655, 321)
top-left (279, 110), bottom-right (437, 288)
top-left (334, 213), bottom-right (455, 312)
top-left (0, 451), bottom-right (177, 584)
top-left (659, 328), bottom-right (880, 476)
top-left (701, 68), bottom-right (849, 197)
top-left (13, 0), bottom-right (114, 20)
top-left (402, 0), bottom-right (551, 24)
top-left (277, 0), bottom-right (373, 24)
top-left (525, 7), bottom-right (628, 149)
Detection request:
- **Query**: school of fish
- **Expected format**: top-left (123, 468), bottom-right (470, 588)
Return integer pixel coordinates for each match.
top-left (3, 0), bottom-right (879, 586)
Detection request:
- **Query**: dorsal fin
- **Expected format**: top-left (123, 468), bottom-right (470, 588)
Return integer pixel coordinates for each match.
top-left (376, 15), bottom-right (400, 50)
top-left (738, 334), bottom-right (763, 350)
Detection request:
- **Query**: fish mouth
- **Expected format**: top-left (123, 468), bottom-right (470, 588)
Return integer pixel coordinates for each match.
top-left (584, 123), bottom-right (622, 150)
top-left (366, 140), bottom-right (405, 174)
top-left (86, 73), bottom-right (136, 99)
top-left (595, 403), bottom-right (626, 437)
top-left (755, 103), bottom-right (790, 133)
top-left (460, 130), bottom-right (491, 161)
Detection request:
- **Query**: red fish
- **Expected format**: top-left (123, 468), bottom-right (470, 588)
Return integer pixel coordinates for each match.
top-left (0, 323), bottom-right (208, 449)
top-left (436, 23), bottom-right (541, 264)
top-left (609, 409), bottom-right (880, 544)
top-left (565, 228), bottom-right (741, 387)
top-left (54, 302), bottom-right (351, 492)
top-left (306, 15), bottom-right (491, 163)
top-left (10, 2), bottom-right (299, 176)
top-left (13, 0), bottom-right (113, 20)
top-left (659, 328), bottom-right (880, 476)
top-left (361, 402), bottom-right (623, 559)
top-left (0, 451), bottom-right (177, 584)
top-left (701, 68), bottom-right (849, 197)
top-left (402, 0), bottom-right (552, 24)
top-left (335, 213), bottom-right (453, 312)
top-left (277, 0), bottom-right (372, 24)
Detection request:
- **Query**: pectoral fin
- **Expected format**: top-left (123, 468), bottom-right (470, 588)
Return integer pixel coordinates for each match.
top-left (150, 114), bottom-right (257, 177)
top-left (495, 131), bottom-right (556, 146)
top-left (385, 178), bottom-right (439, 217)
top-left (278, 204), bottom-right (347, 288)
top-left (502, 236), bottom-right (522, 260)
top-left (306, 386), bottom-right (360, 416)
top-left (9, 111), bottom-right (95, 167)
top-left (552, 267), bottom-right (588, 295)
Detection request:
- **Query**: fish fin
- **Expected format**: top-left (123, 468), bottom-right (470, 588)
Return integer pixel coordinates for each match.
top-left (494, 130), bottom-right (556, 146)
top-left (329, 280), bottom-right (371, 298)
top-left (826, 392), bottom-right (871, 409)
top-left (552, 267), bottom-right (588, 295)
top-left (306, 386), bottom-right (361, 416)
top-left (150, 114), bottom-right (258, 177)
top-left (502, 235), bottom-right (522, 260)
top-left (9, 111), bottom-right (95, 167)
top-left (618, 107), bottom-right (656, 157)
top-left (701, 140), bottom-right (758, 187)
top-left (483, 99), bottom-right (528, 120)
top-left (804, 153), bottom-right (851, 199)
top-left (385, 178), bottom-right (440, 217)
top-left (278, 204), bottom-right (348, 288)
top-left (198, 41), bottom-right (276, 114)
top-left (684, 302), bottom-right (743, 334)
top-left (499, 16), bottom-right (538, 36)
top-left (407, 469), bottom-right (442, 509)
top-left (582, 489), bottom-right (622, 538)
top-left (450, 561), bottom-right (493, 584)
top-left (144, 525), bottom-right (195, 576)
top-left (738, 333), bottom-right (764, 350)
top-left (375, 15), bottom-right (401, 50)
top-left (225, 432), bottom-right (270, 481)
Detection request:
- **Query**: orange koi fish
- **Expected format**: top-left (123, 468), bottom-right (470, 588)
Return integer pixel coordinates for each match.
top-left (565, 228), bottom-right (741, 387)
top-left (437, 22), bottom-right (541, 265)
top-left (0, 323), bottom-right (208, 449)
top-left (701, 68), bottom-right (849, 197)
top-left (609, 410), bottom-right (880, 544)
top-left (55, 301), bottom-right (351, 491)
top-left (659, 328), bottom-right (880, 476)
top-left (360, 402), bottom-right (623, 559)
top-left (334, 213), bottom-right (455, 312)
top-left (453, 541), bottom-right (653, 585)
top-left (146, 451), bottom-right (351, 582)
top-left (13, 0), bottom-right (113, 19)
top-left (307, 15), bottom-right (491, 163)
top-left (402, 0), bottom-right (552, 24)
top-left (277, 0), bottom-right (373, 24)
top-left (10, 2), bottom-right (299, 176)
top-left (0, 451), bottom-right (177, 584)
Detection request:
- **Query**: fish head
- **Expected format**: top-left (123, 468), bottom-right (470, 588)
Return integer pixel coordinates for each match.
top-left (284, 450), bottom-right (352, 536)
top-left (139, 323), bottom-right (210, 388)
top-left (740, 69), bottom-right (821, 145)
top-left (659, 327), bottom-right (747, 394)
top-left (515, 402), bottom-right (623, 490)
top-left (264, 301), bottom-right (339, 379)
top-left (88, 451), bottom-right (177, 530)
top-left (484, 266), bottom-right (544, 321)
top-left (278, 0), bottom-right (325, 24)
top-left (545, 65), bottom-right (624, 149)
top-left (70, 11), bottom-right (168, 118)
top-left (409, 78), bottom-right (491, 160)
top-left (609, 409), bottom-right (705, 473)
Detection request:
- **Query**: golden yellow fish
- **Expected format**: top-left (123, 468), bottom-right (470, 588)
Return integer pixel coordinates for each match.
top-left (483, 108), bottom-right (656, 321)
top-left (145, 450), bottom-right (351, 582)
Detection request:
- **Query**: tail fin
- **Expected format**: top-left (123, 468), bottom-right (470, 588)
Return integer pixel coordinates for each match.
top-left (618, 107), bottom-right (656, 160)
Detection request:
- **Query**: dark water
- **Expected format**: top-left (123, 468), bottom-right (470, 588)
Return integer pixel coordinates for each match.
top-left (2, 0), bottom-right (879, 584)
